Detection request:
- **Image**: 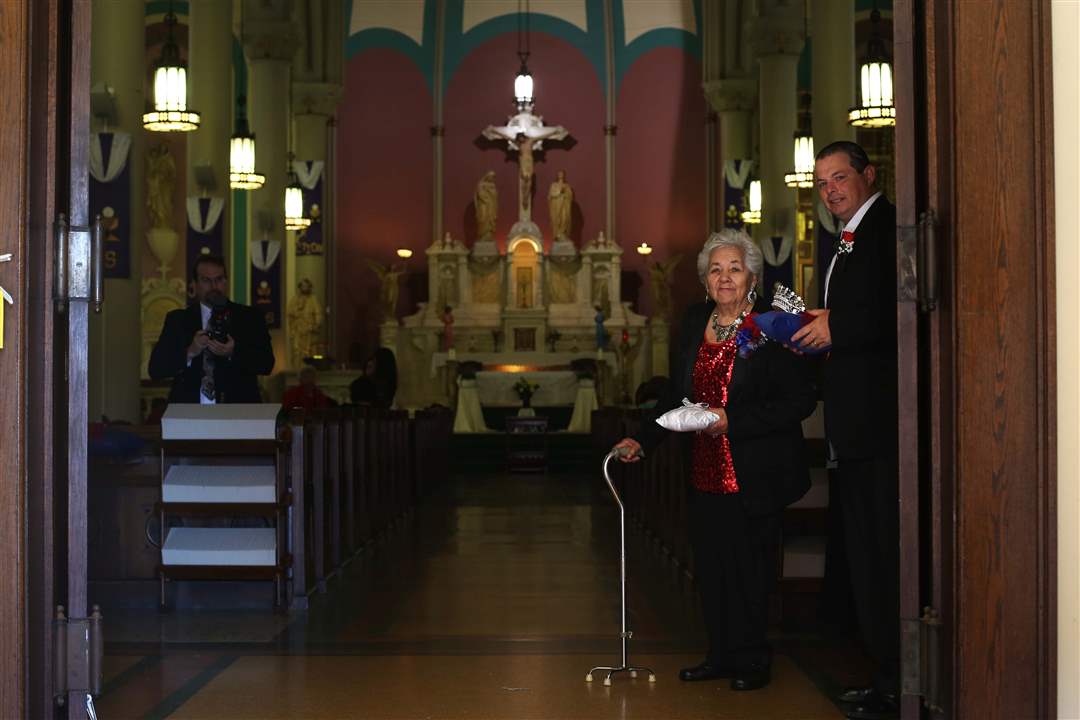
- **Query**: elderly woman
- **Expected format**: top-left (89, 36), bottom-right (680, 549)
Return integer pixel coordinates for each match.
top-left (615, 229), bottom-right (815, 691)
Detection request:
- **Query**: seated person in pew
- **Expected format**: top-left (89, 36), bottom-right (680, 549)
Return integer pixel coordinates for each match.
top-left (282, 367), bottom-right (336, 412)
top-left (149, 254), bottom-right (275, 404)
top-left (614, 229), bottom-right (815, 692)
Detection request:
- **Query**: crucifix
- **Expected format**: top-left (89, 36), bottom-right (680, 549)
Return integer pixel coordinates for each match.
top-left (483, 109), bottom-right (568, 225)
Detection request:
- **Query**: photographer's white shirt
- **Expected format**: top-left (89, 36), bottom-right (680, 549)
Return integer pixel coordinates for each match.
top-left (186, 303), bottom-right (216, 404)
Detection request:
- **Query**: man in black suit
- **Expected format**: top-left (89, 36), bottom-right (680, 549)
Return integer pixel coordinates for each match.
top-left (792, 141), bottom-right (899, 720)
top-left (149, 255), bottom-right (275, 404)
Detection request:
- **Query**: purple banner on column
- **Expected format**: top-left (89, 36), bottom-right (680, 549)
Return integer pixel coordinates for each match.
top-left (250, 240), bottom-right (282, 329)
top-left (761, 236), bottom-right (793, 304)
top-left (722, 159), bottom-right (751, 229)
top-left (295, 161), bottom-right (324, 257)
top-left (186, 197), bottom-right (226, 275)
top-left (89, 132), bottom-right (132, 278)
top-left (295, 160), bottom-right (324, 256)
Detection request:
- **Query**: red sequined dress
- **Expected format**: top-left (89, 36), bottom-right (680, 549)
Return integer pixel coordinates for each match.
top-left (690, 338), bottom-right (740, 494)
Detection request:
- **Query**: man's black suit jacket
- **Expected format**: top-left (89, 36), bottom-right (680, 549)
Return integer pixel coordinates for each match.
top-left (823, 194), bottom-right (898, 460)
top-left (635, 300), bottom-right (815, 518)
top-left (148, 301), bottom-right (275, 404)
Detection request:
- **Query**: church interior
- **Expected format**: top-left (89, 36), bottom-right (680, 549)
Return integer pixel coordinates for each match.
top-left (5, 0), bottom-right (1077, 718)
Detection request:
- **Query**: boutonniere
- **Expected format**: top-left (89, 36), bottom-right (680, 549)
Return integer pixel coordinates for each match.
top-left (837, 229), bottom-right (855, 255)
top-left (734, 313), bottom-right (769, 358)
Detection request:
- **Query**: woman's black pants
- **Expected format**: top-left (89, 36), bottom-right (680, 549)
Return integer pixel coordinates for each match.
top-left (687, 486), bottom-right (779, 670)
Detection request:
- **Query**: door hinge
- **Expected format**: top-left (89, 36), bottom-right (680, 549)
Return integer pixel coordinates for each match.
top-left (901, 606), bottom-right (943, 713)
top-left (52, 604), bottom-right (104, 706)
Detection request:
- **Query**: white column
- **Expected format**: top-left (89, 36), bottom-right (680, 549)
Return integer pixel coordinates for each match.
top-left (244, 2), bottom-right (297, 366)
top-left (89, 0), bottom-right (144, 423)
top-left (748, 4), bottom-right (805, 245)
top-left (187, 0), bottom-right (233, 201)
top-left (811, 0), bottom-right (856, 151)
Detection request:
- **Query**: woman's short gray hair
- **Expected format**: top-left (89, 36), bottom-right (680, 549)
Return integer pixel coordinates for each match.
top-left (696, 229), bottom-right (763, 288)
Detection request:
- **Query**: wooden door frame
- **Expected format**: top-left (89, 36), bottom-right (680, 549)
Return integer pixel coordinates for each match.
top-left (896, 0), bottom-right (1058, 717)
top-left (0, 0), bottom-right (33, 714)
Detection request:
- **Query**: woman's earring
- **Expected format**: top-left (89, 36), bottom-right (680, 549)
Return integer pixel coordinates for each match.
top-left (747, 288), bottom-right (757, 305)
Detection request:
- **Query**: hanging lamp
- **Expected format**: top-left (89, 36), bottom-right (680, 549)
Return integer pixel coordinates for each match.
top-left (142, 3), bottom-right (200, 132)
top-left (514, 0), bottom-right (534, 109)
top-left (230, 95), bottom-right (265, 189)
top-left (785, 93), bottom-right (815, 188)
top-left (284, 161), bottom-right (311, 231)
top-left (741, 180), bottom-right (762, 224)
top-left (848, 7), bottom-right (896, 128)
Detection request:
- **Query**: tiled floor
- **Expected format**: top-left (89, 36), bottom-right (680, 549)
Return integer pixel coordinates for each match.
top-left (97, 472), bottom-right (859, 719)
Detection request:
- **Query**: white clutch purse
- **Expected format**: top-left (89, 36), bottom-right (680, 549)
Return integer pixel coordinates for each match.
top-left (655, 398), bottom-right (719, 432)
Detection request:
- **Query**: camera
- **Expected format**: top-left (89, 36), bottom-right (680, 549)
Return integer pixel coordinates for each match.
top-left (207, 301), bottom-right (231, 343)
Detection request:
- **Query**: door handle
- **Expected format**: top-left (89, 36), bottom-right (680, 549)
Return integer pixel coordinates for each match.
top-left (90, 214), bottom-right (104, 313)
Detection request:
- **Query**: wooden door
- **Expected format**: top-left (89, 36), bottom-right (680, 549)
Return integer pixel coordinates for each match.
top-left (895, 0), bottom-right (1058, 718)
top-left (22, 0), bottom-right (98, 717)
top-left (0, 2), bottom-right (34, 713)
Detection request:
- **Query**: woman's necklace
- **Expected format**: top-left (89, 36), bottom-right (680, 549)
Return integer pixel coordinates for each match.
top-left (711, 303), bottom-right (749, 342)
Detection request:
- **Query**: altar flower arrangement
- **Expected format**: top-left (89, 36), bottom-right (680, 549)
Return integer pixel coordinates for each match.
top-left (513, 377), bottom-right (540, 407)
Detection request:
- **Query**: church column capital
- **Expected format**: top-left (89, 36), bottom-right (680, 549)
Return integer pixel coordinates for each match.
top-left (292, 82), bottom-right (344, 117)
top-left (745, 8), bottom-right (805, 59)
top-left (703, 78), bottom-right (757, 114)
top-left (243, 20), bottom-right (298, 62)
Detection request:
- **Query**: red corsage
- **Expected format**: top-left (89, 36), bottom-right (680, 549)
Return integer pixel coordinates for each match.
top-left (734, 313), bottom-right (769, 358)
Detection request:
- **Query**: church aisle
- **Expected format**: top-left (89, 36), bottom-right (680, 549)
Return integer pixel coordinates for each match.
top-left (97, 472), bottom-right (845, 719)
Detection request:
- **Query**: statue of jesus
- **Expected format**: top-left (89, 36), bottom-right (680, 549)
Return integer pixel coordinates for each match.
top-left (483, 109), bottom-right (568, 225)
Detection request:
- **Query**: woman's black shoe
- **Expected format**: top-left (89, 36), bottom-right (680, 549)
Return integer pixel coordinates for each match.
top-left (678, 661), bottom-right (734, 682)
top-left (837, 686), bottom-right (877, 704)
top-left (838, 687), bottom-right (899, 720)
top-left (730, 665), bottom-right (771, 691)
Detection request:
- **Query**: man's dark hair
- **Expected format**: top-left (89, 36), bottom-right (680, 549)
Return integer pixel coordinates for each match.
top-left (816, 141), bottom-right (871, 173)
top-left (191, 254), bottom-right (228, 281)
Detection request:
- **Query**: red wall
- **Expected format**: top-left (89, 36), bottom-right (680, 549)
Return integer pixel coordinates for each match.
top-left (616, 47), bottom-right (708, 319)
top-left (335, 37), bottom-right (709, 356)
top-left (336, 48), bottom-right (432, 361)
top-left (443, 32), bottom-right (605, 252)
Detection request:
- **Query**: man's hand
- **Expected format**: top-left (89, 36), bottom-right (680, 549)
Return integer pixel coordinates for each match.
top-left (791, 308), bottom-right (831, 351)
top-left (206, 333), bottom-right (235, 358)
top-left (187, 330), bottom-right (210, 359)
top-left (613, 438), bottom-right (642, 462)
top-left (703, 407), bottom-right (729, 437)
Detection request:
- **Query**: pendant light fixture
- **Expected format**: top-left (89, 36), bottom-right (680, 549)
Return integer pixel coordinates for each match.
top-left (848, 6), bottom-right (896, 128)
top-left (143, 2), bottom-right (200, 132)
top-left (741, 180), bottom-right (762, 225)
top-left (229, 5), bottom-right (263, 189)
top-left (514, 0), bottom-right (534, 109)
top-left (785, 92), bottom-right (815, 188)
top-left (284, 157), bottom-right (310, 231)
top-left (283, 77), bottom-right (310, 231)
top-left (230, 95), bottom-right (265, 189)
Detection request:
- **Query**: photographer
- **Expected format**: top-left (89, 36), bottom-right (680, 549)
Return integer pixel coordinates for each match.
top-left (149, 255), bottom-right (275, 404)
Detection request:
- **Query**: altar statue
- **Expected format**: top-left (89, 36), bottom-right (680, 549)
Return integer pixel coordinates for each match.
top-left (287, 278), bottom-right (322, 368)
top-left (364, 259), bottom-right (405, 322)
top-left (146, 144), bottom-right (175, 229)
top-left (648, 254), bottom-right (682, 322)
top-left (441, 305), bottom-right (454, 351)
top-left (474, 171), bottom-right (497, 239)
top-left (548, 170), bottom-right (573, 240)
top-left (594, 305), bottom-right (608, 350)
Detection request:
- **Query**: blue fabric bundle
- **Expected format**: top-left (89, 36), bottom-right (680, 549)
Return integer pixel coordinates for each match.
top-left (754, 311), bottom-right (831, 355)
